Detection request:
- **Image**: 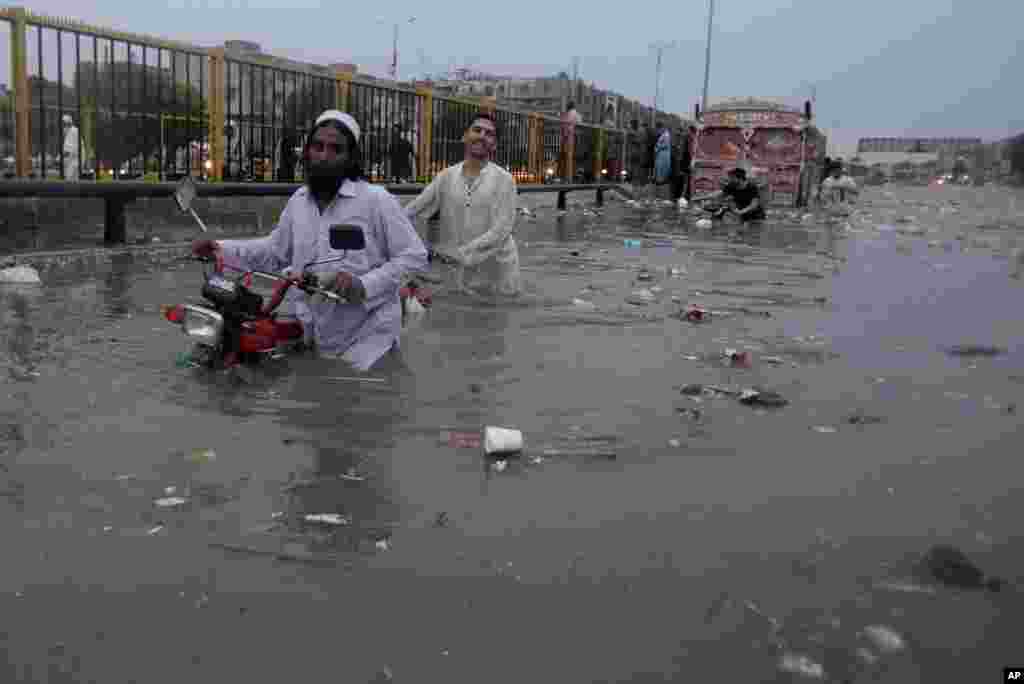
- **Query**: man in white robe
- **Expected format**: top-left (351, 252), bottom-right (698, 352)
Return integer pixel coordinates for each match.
top-left (404, 112), bottom-right (521, 297)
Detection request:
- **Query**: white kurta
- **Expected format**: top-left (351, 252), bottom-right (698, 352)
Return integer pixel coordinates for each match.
top-left (63, 126), bottom-right (80, 181)
top-left (217, 180), bottom-right (428, 371)
top-left (404, 162), bottom-right (521, 296)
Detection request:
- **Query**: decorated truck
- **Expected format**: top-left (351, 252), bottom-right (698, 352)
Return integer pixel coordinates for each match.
top-left (691, 98), bottom-right (826, 206)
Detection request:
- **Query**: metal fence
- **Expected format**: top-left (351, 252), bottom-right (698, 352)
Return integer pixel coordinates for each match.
top-left (222, 57), bottom-right (333, 182)
top-left (0, 7), bottom-right (678, 186)
top-left (3, 10), bottom-right (210, 181)
top-left (349, 79), bottom-right (421, 182)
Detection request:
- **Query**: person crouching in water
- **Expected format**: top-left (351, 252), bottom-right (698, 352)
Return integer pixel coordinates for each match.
top-left (693, 167), bottom-right (766, 223)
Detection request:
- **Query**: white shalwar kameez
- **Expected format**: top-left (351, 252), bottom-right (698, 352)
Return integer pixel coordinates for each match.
top-left (404, 161), bottom-right (521, 296)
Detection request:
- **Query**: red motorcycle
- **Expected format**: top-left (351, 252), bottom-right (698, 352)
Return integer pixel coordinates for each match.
top-left (162, 178), bottom-right (434, 370)
top-left (162, 225), bottom-right (368, 370)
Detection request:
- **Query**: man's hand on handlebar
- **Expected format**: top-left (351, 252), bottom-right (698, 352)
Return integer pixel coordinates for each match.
top-left (329, 271), bottom-right (367, 304)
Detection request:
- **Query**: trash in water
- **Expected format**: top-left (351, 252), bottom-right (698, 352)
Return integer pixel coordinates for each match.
top-left (695, 218), bottom-right (713, 229)
top-left (626, 289), bottom-right (656, 305)
top-left (147, 525), bottom-right (165, 536)
top-left (636, 269), bottom-right (654, 281)
top-left (374, 538), bottom-right (391, 552)
top-left (484, 426), bottom-right (523, 456)
top-left (572, 298), bottom-right (596, 310)
top-left (847, 412), bottom-right (885, 425)
top-left (811, 426), bottom-right (837, 434)
top-left (405, 296), bottom-right (426, 315)
top-left (668, 439), bottom-right (682, 448)
top-left (164, 486), bottom-right (178, 496)
top-left (187, 448), bottom-right (217, 463)
top-left (175, 351), bottom-right (197, 368)
top-left (154, 496), bottom-right (188, 508)
top-left (873, 579), bottom-right (936, 595)
top-left (723, 348), bottom-right (751, 367)
top-left (680, 383), bottom-right (736, 398)
top-left (0, 265), bottom-right (42, 284)
top-left (738, 389), bottom-right (789, 408)
top-left (624, 239), bottom-right (643, 248)
top-left (945, 344), bottom-right (1005, 358)
top-left (491, 459), bottom-right (508, 473)
top-left (303, 513), bottom-right (351, 527)
top-left (441, 430), bottom-right (483, 449)
top-left (861, 625), bottom-right (906, 654)
top-left (683, 306), bottom-right (708, 323)
top-left (778, 653), bottom-right (824, 679)
top-left (434, 512), bottom-right (450, 528)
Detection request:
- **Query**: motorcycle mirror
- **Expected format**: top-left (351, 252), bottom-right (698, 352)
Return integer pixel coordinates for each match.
top-left (329, 224), bottom-right (366, 251)
top-left (173, 176), bottom-right (210, 233)
top-left (174, 175), bottom-right (197, 213)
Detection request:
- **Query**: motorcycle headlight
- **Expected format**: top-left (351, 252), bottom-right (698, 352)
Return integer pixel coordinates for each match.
top-left (182, 305), bottom-right (224, 346)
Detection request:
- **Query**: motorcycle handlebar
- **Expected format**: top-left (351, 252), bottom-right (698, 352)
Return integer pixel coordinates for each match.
top-left (190, 256), bottom-right (347, 303)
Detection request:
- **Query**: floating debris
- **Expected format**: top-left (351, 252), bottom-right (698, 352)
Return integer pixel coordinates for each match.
top-left (154, 496), bottom-right (188, 508)
top-left (847, 412), bottom-right (886, 425)
top-left (861, 625), bottom-right (906, 654)
top-left (302, 513), bottom-right (350, 527)
top-left (738, 389), bottom-right (789, 408)
top-left (812, 426), bottom-right (837, 434)
top-left (0, 265), bottom-right (42, 284)
top-left (187, 448), bottom-right (217, 463)
top-left (626, 288), bottom-right (656, 305)
top-left (778, 653), bottom-right (825, 679)
top-left (945, 344), bottom-right (1005, 358)
top-left (873, 579), bottom-right (937, 595)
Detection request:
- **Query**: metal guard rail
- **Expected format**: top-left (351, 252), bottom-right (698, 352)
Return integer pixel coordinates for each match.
top-left (0, 181), bottom-right (633, 244)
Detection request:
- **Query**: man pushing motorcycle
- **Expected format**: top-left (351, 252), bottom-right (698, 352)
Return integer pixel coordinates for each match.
top-left (192, 110), bottom-right (428, 372)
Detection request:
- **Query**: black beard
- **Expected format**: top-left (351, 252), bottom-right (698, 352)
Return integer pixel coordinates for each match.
top-left (306, 163), bottom-right (344, 197)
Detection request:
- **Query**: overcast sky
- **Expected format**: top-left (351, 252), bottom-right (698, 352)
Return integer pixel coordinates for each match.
top-left (4, 0), bottom-right (1022, 155)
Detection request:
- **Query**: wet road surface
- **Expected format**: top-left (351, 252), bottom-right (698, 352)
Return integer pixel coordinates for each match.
top-left (1, 185), bottom-right (1023, 682)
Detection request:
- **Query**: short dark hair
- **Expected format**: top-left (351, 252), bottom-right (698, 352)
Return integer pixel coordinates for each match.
top-left (304, 119), bottom-right (365, 181)
top-left (467, 111), bottom-right (498, 136)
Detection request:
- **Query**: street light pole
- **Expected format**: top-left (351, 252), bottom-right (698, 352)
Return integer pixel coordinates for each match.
top-left (383, 16), bottom-right (416, 80)
top-left (701, 0), bottom-right (715, 114)
top-left (649, 40), bottom-right (678, 129)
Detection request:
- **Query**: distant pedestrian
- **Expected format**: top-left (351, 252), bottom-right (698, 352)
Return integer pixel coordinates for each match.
top-left (62, 114), bottom-right (80, 181)
top-left (654, 121), bottom-right (672, 198)
top-left (405, 112), bottom-right (521, 297)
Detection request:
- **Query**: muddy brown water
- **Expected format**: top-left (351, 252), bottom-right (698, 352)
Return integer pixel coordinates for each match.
top-left (0, 186), bottom-right (1022, 683)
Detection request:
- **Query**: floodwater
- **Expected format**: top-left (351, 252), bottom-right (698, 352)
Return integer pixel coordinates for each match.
top-left (1, 185), bottom-right (1023, 683)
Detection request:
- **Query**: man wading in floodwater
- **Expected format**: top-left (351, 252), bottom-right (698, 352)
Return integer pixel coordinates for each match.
top-left (191, 110), bottom-right (428, 371)
top-left (693, 167), bottom-right (766, 223)
top-left (404, 111), bottom-right (521, 297)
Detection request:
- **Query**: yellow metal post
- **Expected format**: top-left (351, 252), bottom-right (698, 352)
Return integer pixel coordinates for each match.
top-left (9, 8), bottom-right (30, 177)
top-left (334, 69), bottom-right (352, 112)
top-left (207, 48), bottom-right (225, 182)
top-left (416, 86), bottom-right (433, 181)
